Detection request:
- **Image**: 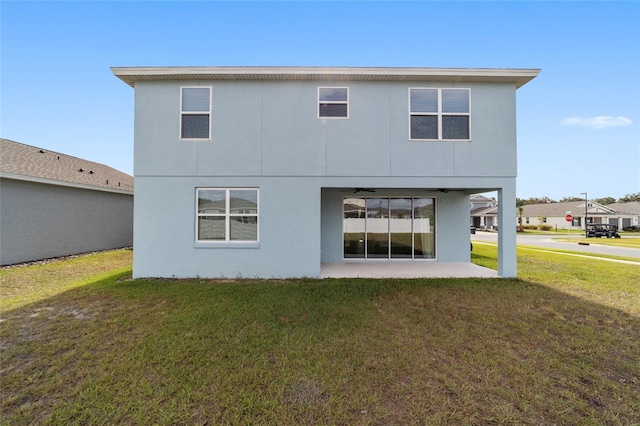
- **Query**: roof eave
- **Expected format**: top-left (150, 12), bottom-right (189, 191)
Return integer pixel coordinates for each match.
top-left (111, 66), bottom-right (540, 89)
top-left (0, 172), bottom-right (134, 195)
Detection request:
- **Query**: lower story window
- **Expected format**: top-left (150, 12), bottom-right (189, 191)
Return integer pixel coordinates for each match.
top-left (343, 197), bottom-right (436, 259)
top-left (197, 188), bottom-right (258, 242)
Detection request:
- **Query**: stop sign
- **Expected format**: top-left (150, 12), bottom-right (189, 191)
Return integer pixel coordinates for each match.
top-left (565, 214), bottom-right (573, 222)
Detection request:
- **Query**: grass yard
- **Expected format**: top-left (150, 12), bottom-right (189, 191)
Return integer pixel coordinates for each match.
top-left (553, 236), bottom-right (640, 249)
top-left (1, 248), bottom-right (639, 425)
top-left (519, 230), bottom-right (640, 247)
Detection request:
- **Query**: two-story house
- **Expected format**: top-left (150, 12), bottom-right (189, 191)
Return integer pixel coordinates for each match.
top-left (112, 66), bottom-right (539, 279)
top-left (470, 193), bottom-right (498, 230)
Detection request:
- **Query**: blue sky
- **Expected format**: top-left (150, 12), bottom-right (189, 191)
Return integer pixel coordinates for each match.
top-left (2, 1), bottom-right (638, 201)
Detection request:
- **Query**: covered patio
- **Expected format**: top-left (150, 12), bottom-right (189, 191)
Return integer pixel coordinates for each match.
top-left (321, 184), bottom-right (517, 279)
top-left (321, 262), bottom-right (498, 279)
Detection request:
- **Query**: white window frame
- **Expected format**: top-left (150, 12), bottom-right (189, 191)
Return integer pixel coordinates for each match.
top-left (180, 86), bottom-right (212, 140)
top-left (318, 87), bottom-right (349, 119)
top-left (408, 88), bottom-right (471, 141)
top-left (196, 188), bottom-right (259, 243)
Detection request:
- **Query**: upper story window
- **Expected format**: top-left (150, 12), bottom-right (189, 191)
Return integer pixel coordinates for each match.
top-left (318, 87), bottom-right (349, 118)
top-left (196, 188), bottom-right (258, 242)
top-left (409, 88), bottom-right (470, 140)
top-left (181, 87), bottom-right (211, 140)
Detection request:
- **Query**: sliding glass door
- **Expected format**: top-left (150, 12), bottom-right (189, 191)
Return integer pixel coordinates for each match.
top-left (413, 198), bottom-right (435, 259)
top-left (343, 197), bottom-right (435, 259)
top-left (343, 198), bottom-right (365, 258)
top-left (390, 198), bottom-right (413, 258)
top-left (366, 198), bottom-right (389, 259)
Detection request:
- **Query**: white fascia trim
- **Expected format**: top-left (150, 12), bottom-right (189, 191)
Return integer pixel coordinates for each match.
top-left (0, 172), bottom-right (134, 195)
top-left (111, 66), bottom-right (541, 88)
top-left (111, 66), bottom-right (540, 77)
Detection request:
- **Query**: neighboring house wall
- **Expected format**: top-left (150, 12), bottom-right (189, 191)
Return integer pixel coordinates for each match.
top-left (0, 178), bottom-right (133, 265)
top-left (114, 67), bottom-right (538, 279)
top-left (0, 138), bottom-right (134, 266)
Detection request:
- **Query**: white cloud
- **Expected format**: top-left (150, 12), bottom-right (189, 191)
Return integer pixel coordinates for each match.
top-left (560, 116), bottom-right (633, 129)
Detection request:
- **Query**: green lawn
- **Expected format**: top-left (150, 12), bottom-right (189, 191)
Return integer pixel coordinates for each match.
top-left (1, 248), bottom-right (639, 425)
top-left (517, 229), bottom-right (640, 248)
top-left (553, 236), bottom-right (640, 248)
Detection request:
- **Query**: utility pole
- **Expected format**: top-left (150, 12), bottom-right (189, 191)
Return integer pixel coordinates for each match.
top-left (580, 192), bottom-right (588, 238)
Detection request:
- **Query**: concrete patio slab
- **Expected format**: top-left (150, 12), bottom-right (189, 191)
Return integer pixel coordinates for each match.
top-left (321, 262), bottom-right (499, 279)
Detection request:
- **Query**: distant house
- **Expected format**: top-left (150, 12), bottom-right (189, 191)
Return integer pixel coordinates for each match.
top-left (519, 200), bottom-right (639, 230)
top-left (112, 66), bottom-right (539, 278)
top-left (0, 139), bottom-right (134, 265)
top-left (603, 202), bottom-right (640, 229)
top-left (470, 194), bottom-right (498, 230)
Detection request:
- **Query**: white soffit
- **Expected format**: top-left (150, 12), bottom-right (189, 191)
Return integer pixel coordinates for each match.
top-left (111, 66), bottom-right (540, 89)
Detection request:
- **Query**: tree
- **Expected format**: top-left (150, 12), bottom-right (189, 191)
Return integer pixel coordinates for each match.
top-left (537, 214), bottom-right (547, 230)
top-left (559, 196), bottom-right (584, 202)
top-left (594, 197), bottom-right (616, 205)
top-left (516, 196), bottom-right (555, 207)
top-left (518, 206), bottom-right (524, 231)
top-left (618, 193), bottom-right (640, 202)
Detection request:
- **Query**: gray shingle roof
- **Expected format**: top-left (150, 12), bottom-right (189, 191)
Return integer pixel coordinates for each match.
top-left (520, 201), bottom-right (584, 217)
top-left (471, 206), bottom-right (498, 217)
top-left (604, 201), bottom-right (640, 215)
top-left (520, 201), bottom-right (634, 217)
top-left (0, 138), bottom-right (133, 193)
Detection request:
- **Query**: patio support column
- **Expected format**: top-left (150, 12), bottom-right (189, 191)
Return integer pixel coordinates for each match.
top-left (497, 183), bottom-right (517, 277)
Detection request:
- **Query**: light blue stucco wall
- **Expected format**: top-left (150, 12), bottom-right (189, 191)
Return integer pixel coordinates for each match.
top-left (131, 79), bottom-right (519, 278)
top-left (133, 176), bottom-right (322, 278)
top-left (133, 81), bottom-right (517, 178)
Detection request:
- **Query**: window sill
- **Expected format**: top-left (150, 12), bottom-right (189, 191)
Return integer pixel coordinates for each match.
top-left (194, 242), bottom-right (260, 249)
top-left (409, 139), bottom-right (472, 142)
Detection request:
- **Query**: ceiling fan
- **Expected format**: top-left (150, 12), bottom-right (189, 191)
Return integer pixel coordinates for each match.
top-left (338, 188), bottom-right (377, 193)
top-left (353, 188), bottom-right (376, 193)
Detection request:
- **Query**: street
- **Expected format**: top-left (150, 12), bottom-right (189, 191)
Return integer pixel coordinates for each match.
top-left (472, 231), bottom-right (640, 260)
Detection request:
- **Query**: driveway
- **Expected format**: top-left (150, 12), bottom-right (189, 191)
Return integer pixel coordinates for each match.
top-left (472, 231), bottom-right (640, 260)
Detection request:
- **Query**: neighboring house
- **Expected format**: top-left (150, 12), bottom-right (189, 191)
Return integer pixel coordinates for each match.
top-left (470, 194), bottom-right (498, 230)
top-left (0, 139), bottom-right (134, 265)
top-left (112, 66), bottom-right (539, 278)
top-left (519, 200), bottom-right (639, 230)
top-left (603, 202), bottom-right (640, 229)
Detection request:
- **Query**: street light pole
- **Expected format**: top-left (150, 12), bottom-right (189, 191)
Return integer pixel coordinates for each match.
top-left (580, 192), bottom-right (588, 238)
